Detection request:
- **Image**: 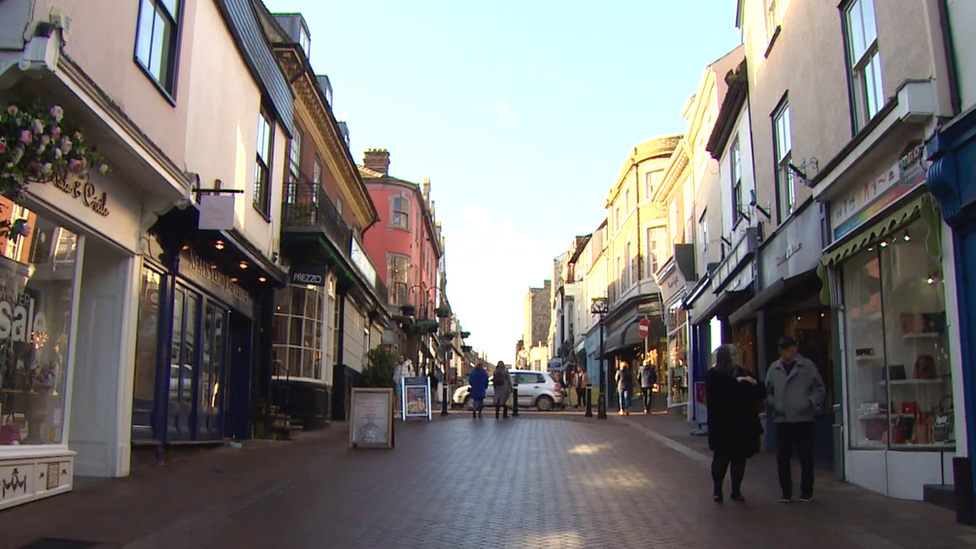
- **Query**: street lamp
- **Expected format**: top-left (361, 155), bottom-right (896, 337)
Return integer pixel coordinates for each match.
top-left (591, 297), bottom-right (609, 419)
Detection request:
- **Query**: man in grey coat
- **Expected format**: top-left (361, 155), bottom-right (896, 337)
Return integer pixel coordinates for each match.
top-left (765, 336), bottom-right (825, 504)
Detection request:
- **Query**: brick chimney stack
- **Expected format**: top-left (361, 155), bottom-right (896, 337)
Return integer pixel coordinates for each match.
top-left (364, 149), bottom-right (390, 175)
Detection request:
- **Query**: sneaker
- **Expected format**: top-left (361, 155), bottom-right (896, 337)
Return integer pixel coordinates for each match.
top-left (798, 495), bottom-right (814, 503)
top-left (779, 496), bottom-right (792, 504)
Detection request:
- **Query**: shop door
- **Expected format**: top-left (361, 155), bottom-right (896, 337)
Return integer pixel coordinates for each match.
top-left (168, 286), bottom-right (201, 440)
top-left (199, 303), bottom-right (229, 440)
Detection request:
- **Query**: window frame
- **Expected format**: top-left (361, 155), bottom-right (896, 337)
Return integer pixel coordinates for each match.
top-left (285, 129), bottom-right (302, 205)
top-left (772, 99), bottom-right (795, 222)
top-left (134, 0), bottom-right (183, 103)
top-left (764, 0), bottom-right (781, 42)
top-left (843, 0), bottom-right (884, 132)
top-left (253, 108), bottom-right (274, 218)
top-left (699, 210), bottom-right (708, 268)
top-left (387, 253), bottom-right (411, 305)
top-left (390, 194), bottom-right (411, 231)
top-left (730, 137), bottom-right (744, 227)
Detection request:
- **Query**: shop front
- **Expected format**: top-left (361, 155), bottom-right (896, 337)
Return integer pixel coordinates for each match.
top-left (602, 298), bottom-right (664, 411)
top-left (656, 245), bottom-right (696, 413)
top-left (821, 142), bottom-right (956, 499)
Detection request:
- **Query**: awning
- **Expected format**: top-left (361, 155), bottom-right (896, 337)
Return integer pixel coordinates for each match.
top-left (729, 271), bottom-right (819, 325)
top-left (817, 191), bottom-right (942, 304)
top-left (691, 285), bottom-right (753, 325)
top-left (601, 316), bottom-right (664, 357)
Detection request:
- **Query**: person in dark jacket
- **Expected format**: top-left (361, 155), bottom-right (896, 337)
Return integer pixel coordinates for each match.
top-left (469, 362), bottom-right (489, 418)
top-left (615, 361), bottom-right (633, 415)
top-left (707, 344), bottom-right (765, 503)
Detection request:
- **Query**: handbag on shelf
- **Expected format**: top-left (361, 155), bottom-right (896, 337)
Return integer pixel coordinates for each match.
top-left (0, 413), bottom-right (21, 445)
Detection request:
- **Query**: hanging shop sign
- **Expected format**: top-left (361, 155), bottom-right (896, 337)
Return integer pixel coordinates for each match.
top-left (349, 388), bottom-right (393, 449)
top-left (831, 144), bottom-right (928, 241)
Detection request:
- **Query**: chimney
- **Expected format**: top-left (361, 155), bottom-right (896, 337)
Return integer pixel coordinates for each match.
top-left (364, 149), bottom-right (390, 175)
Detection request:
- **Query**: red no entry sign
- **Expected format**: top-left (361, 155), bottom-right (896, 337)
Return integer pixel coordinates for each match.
top-left (638, 318), bottom-right (651, 339)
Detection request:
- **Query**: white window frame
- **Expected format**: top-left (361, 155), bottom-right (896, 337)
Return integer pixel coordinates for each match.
top-left (764, 0), bottom-right (781, 42)
top-left (773, 101), bottom-right (795, 219)
top-left (390, 195), bottom-right (410, 230)
top-left (135, 0), bottom-right (181, 95)
top-left (845, 0), bottom-right (884, 129)
top-left (730, 137), bottom-right (743, 226)
top-left (699, 210), bottom-right (708, 268)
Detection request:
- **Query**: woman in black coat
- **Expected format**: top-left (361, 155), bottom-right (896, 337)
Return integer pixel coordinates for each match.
top-left (706, 344), bottom-right (765, 503)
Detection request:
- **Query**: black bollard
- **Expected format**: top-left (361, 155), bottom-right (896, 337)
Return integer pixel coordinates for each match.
top-left (585, 383), bottom-right (593, 417)
top-left (512, 385), bottom-right (519, 417)
top-left (441, 384), bottom-right (449, 416)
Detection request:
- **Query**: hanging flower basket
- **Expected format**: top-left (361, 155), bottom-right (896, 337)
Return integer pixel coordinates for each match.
top-left (399, 304), bottom-right (416, 317)
top-left (0, 100), bottom-right (108, 199)
top-left (440, 331), bottom-right (456, 341)
top-left (462, 345), bottom-right (473, 353)
top-left (460, 331), bottom-right (471, 339)
top-left (435, 306), bottom-right (451, 318)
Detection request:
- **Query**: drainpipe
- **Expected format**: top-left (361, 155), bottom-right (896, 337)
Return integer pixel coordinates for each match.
top-left (937, 0), bottom-right (962, 116)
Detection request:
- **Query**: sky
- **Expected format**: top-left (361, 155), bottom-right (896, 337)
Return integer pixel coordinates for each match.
top-left (263, 0), bottom-right (742, 364)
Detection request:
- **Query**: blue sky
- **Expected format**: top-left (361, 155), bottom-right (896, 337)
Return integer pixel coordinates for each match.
top-left (263, 0), bottom-right (741, 363)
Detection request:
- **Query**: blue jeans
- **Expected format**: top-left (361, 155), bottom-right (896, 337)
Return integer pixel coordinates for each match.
top-left (618, 390), bottom-right (631, 411)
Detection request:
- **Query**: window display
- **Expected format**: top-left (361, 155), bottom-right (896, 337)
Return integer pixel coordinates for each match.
top-left (273, 285), bottom-right (324, 380)
top-left (0, 205), bottom-right (78, 446)
top-left (844, 219), bottom-right (952, 449)
top-left (667, 305), bottom-right (689, 406)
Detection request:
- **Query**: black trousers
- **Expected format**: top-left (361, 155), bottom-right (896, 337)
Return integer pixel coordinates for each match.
top-left (495, 403), bottom-right (509, 417)
top-left (776, 421), bottom-right (815, 498)
top-left (642, 388), bottom-right (654, 411)
top-left (575, 388), bottom-right (586, 407)
top-left (711, 453), bottom-right (746, 496)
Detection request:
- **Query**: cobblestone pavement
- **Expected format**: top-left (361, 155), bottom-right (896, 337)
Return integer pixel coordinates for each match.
top-left (1, 412), bottom-right (975, 549)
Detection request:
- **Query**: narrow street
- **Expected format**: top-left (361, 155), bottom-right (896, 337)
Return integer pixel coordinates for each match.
top-left (1, 413), bottom-right (972, 549)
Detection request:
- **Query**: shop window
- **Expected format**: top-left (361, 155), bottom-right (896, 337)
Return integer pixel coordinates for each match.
top-left (667, 305), bottom-right (689, 407)
top-left (0, 209), bottom-right (79, 446)
top-left (132, 267), bottom-right (162, 439)
top-left (168, 286), bottom-right (200, 439)
top-left (844, 219), bottom-right (951, 449)
top-left (273, 285), bottom-right (325, 381)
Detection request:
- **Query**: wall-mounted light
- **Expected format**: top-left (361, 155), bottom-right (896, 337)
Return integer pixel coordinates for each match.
top-left (230, 277), bottom-right (239, 283)
top-left (215, 240), bottom-right (225, 250)
top-left (182, 244), bottom-right (190, 251)
top-left (259, 276), bottom-right (267, 283)
top-left (903, 230), bottom-right (912, 242)
top-left (927, 277), bottom-right (936, 285)
top-left (239, 261), bottom-right (248, 270)
top-left (210, 262), bottom-right (218, 270)
top-left (880, 241), bottom-right (888, 248)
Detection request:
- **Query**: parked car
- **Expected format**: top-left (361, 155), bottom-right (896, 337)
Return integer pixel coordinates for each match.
top-left (452, 370), bottom-right (565, 411)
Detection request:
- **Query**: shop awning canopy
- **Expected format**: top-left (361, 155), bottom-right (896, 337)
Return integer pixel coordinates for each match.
top-left (691, 285), bottom-right (754, 325)
top-left (729, 271), bottom-right (819, 325)
top-left (600, 316), bottom-right (665, 357)
top-left (817, 192), bottom-right (941, 304)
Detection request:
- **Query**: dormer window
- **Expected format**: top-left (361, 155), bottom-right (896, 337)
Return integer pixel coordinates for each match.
top-left (299, 24), bottom-right (311, 59)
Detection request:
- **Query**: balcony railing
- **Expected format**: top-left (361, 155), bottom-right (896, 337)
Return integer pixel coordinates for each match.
top-left (282, 175), bottom-right (351, 255)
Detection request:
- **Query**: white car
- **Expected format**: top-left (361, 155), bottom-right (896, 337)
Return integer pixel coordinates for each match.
top-left (452, 370), bottom-right (565, 411)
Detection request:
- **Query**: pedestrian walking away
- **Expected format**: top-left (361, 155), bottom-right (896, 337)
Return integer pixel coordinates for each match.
top-left (639, 360), bottom-right (658, 414)
top-left (392, 354), bottom-right (415, 418)
top-left (615, 361), bottom-right (633, 415)
top-left (766, 336), bottom-right (826, 503)
top-left (574, 365), bottom-right (589, 410)
top-left (469, 362), bottom-right (489, 418)
top-left (706, 344), bottom-right (765, 503)
top-left (492, 361), bottom-right (513, 418)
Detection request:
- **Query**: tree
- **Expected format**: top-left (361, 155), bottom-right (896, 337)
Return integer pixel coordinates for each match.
top-left (358, 346), bottom-right (397, 388)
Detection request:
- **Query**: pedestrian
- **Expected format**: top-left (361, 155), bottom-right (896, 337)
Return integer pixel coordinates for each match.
top-left (492, 361), bottom-right (512, 419)
top-left (707, 344), bottom-right (765, 503)
top-left (639, 360), bottom-right (658, 414)
top-left (469, 362), bottom-right (489, 418)
top-left (392, 354), bottom-right (415, 418)
top-left (615, 361), bottom-right (633, 415)
top-left (766, 336), bottom-right (826, 503)
top-left (574, 365), bottom-right (589, 410)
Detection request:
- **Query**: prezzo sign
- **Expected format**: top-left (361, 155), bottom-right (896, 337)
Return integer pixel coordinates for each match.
top-left (0, 287), bottom-right (45, 343)
top-left (290, 266), bottom-right (326, 287)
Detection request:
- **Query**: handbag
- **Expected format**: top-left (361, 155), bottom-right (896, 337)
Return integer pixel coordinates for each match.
top-left (913, 355), bottom-right (936, 380)
top-left (1, 413), bottom-right (21, 445)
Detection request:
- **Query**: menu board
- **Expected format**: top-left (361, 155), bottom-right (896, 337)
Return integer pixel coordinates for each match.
top-left (349, 388), bottom-right (393, 449)
top-left (402, 377), bottom-right (431, 421)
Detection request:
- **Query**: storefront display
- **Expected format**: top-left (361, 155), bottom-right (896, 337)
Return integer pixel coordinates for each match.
top-left (666, 303), bottom-right (689, 407)
top-left (843, 218), bottom-right (952, 449)
top-left (0, 208), bottom-right (78, 447)
top-left (273, 285), bottom-right (325, 381)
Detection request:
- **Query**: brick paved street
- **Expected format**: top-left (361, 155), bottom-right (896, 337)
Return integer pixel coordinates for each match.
top-left (1, 413), bottom-right (974, 549)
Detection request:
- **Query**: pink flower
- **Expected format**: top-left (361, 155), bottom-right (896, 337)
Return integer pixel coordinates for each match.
top-left (0, 138), bottom-right (6, 154)
top-left (32, 119), bottom-right (44, 135)
top-left (18, 130), bottom-right (32, 144)
top-left (50, 126), bottom-right (61, 138)
top-left (68, 158), bottom-right (84, 173)
top-left (54, 148), bottom-right (62, 159)
top-left (59, 136), bottom-right (72, 154)
top-left (49, 105), bottom-right (63, 123)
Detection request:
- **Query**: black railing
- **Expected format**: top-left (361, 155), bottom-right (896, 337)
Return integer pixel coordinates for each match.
top-left (282, 175), bottom-right (352, 254)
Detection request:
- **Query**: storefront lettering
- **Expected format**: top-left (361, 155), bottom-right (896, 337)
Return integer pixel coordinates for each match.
top-left (0, 287), bottom-right (45, 344)
top-left (775, 242), bottom-right (802, 266)
top-left (180, 249), bottom-right (254, 308)
top-left (54, 176), bottom-right (110, 217)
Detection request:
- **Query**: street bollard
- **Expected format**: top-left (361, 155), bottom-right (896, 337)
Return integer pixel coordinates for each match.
top-left (441, 384), bottom-right (449, 416)
top-left (512, 385), bottom-right (519, 417)
top-left (585, 383), bottom-right (593, 418)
